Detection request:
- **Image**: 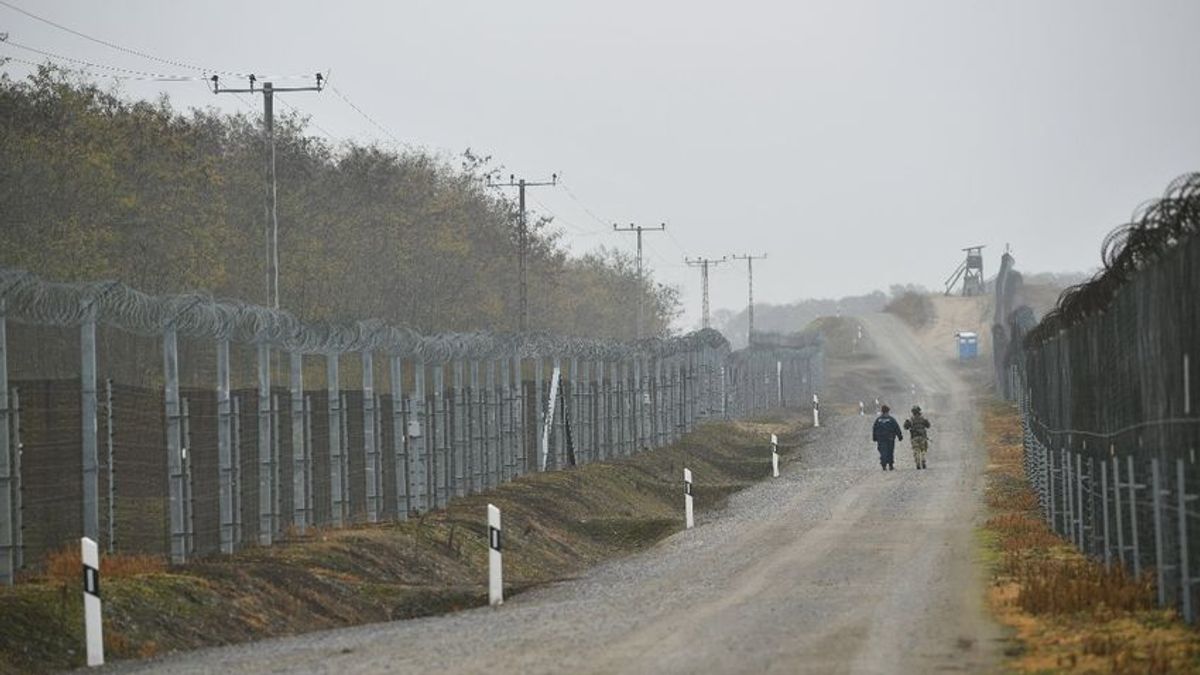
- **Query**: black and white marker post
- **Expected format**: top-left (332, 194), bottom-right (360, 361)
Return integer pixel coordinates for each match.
top-left (771, 433), bottom-right (779, 478)
top-left (859, 401), bottom-right (865, 416)
top-left (683, 468), bottom-right (694, 529)
top-left (488, 503), bottom-right (502, 606)
top-left (812, 394), bottom-right (820, 428)
top-left (81, 537), bottom-right (103, 667)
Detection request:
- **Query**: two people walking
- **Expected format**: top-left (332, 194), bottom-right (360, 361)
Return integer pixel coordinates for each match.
top-left (872, 405), bottom-right (932, 470)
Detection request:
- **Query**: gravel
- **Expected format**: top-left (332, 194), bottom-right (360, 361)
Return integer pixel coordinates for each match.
top-left (110, 313), bottom-right (1003, 675)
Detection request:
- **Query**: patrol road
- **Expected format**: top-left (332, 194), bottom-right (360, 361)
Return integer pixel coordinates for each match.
top-left (116, 313), bottom-right (1002, 675)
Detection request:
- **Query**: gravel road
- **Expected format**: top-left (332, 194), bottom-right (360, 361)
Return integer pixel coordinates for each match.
top-left (115, 314), bottom-right (1003, 674)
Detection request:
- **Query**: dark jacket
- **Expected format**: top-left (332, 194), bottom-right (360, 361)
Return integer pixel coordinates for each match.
top-left (904, 413), bottom-right (931, 437)
top-left (872, 414), bottom-right (903, 445)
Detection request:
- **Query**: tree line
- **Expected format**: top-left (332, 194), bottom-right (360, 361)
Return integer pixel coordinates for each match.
top-left (0, 67), bottom-right (678, 339)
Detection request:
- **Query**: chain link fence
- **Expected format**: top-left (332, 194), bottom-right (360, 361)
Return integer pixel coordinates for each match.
top-left (0, 267), bottom-right (823, 584)
top-left (1009, 172), bottom-right (1200, 622)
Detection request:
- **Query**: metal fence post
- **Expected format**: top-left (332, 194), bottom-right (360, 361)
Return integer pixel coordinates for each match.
top-left (1128, 454), bottom-right (1142, 576)
top-left (1076, 451), bottom-right (1085, 549)
top-left (163, 324), bottom-right (186, 562)
top-left (304, 394), bottom-right (314, 524)
top-left (1101, 458), bottom-right (1111, 569)
top-left (290, 353), bottom-right (306, 533)
top-left (105, 379), bottom-right (114, 554)
top-left (256, 342), bottom-right (273, 545)
top-left (390, 355), bottom-right (408, 520)
top-left (512, 355), bottom-right (523, 478)
top-left (411, 361), bottom-right (428, 512)
top-left (217, 340), bottom-right (234, 553)
top-left (1152, 457), bottom-right (1166, 606)
top-left (1177, 457), bottom-right (1193, 623)
top-left (451, 360), bottom-right (465, 496)
top-left (363, 351), bottom-right (379, 523)
top-left (470, 360), bottom-right (482, 489)
top-left (0, 299), bottom-right (11, 585)
top-left (327, 353), bottom-right (343, 527)
top-left (486, 359), bottom-right (497, 486)
top-left (182, 398), bottom-right (194, 555)
top-left (232, 395), bottom-right (243, 544)
top-left (1113, 454), bottom-right (1126, 568)
top-left (433, 363), bottom-right (447, 506)
top-left (499, 358), bottom-right (512, 481)
top-left (340, 392), bottom-right (350, 519)
top-left (81, 308), bottom-right (100, 544)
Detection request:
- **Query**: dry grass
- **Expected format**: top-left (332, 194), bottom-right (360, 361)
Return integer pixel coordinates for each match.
top-left (980, 398), bottom-right (1200, 673)
top-left (42, 545), bottom-right (166, 583)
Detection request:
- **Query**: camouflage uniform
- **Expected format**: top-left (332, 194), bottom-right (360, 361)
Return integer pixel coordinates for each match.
top-left (904, 410), bottom-right (932, 469)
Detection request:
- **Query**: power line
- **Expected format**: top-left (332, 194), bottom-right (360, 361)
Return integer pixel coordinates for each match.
top-left (1, 37), bottom-right (200, 80)
top-left (327, 83), bottom-right (410, 150)
top-left (0, 50), bottom-right (198, 82)
top-left (0, 0), bottom-right (245, 76)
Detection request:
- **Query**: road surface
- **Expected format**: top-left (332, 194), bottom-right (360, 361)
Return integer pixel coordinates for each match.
top-left (116, 313), bottom-right (1003, 674)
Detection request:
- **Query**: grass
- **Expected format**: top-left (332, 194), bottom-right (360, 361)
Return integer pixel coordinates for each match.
top-left (0, 413), bottom-right (810, 673)
top-left (979, 398), bottom-right (1200, 673)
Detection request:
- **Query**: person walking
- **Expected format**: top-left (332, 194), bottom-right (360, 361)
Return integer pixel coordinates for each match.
top-left (904, 405), bottom-right (932, 469)
top-left (872, 404), bottom-right (903, 471)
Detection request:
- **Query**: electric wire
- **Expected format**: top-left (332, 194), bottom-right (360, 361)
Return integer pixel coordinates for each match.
top-left (0, 0), bottom-right (245, 76)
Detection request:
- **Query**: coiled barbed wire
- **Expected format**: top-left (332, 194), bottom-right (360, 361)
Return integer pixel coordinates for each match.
top-left (0, 266), bottom-right (736, 362)
top-left (1025, 172), bottom-right (1200, 347)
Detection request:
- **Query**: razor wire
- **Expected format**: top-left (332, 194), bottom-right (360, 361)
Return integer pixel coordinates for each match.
top-left (0, 267), bottom-right (730, 361)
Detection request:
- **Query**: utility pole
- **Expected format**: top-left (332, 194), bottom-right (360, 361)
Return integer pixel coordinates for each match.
top-left (613, 222), bottom-right (666, 339)
top-left (731, 253), bottom-right (768, 345)
top-left (489, 174), bottom-right (557, 332)
top-left (685, 256), bottom-right (727, 329)
top-left (212, 74), bottom-right (324, 310)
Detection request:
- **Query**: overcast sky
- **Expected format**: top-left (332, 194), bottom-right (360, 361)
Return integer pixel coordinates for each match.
top-left (3, 0), bottom-right (1199, 329)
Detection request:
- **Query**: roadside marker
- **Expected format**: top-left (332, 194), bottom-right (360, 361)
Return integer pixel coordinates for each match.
top-left (812, 394), bottom-right (820, 428)
top-left (487, 504), bottom-right (502, 606)
top-left (771, 434), bottom-right (779, 478)
top-left (859, 401), bottom-right (864, 416)
top-left (683, 468), bottom-right (694, 529)
top-left (82, 537), bottom-right (103, 667)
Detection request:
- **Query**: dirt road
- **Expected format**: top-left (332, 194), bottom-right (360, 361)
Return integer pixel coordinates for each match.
top-left (116, 314), bottom-right (1002, 674)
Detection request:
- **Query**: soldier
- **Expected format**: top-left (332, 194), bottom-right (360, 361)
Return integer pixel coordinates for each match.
top-left (872, 404), bottom-right (903, 471)
top-left (904, 405), bottom-right (932, 469)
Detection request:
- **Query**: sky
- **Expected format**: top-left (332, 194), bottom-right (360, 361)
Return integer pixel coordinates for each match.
top-left (2, 0), bottom-right (1199, 330)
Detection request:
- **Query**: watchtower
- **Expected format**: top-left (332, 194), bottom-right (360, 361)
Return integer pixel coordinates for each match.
top-left (944, 245), bottom-right (987, 296)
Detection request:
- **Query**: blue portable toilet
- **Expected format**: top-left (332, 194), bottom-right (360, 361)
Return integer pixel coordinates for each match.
top-left (956, 332), bottom-right (979, 361)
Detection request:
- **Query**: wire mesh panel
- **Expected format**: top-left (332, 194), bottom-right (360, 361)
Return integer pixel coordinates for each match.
top-left (0, 265), bottom-right (827, 580)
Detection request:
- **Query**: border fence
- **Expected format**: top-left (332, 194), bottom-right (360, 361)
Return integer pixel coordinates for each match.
top-left (1009, 173), bottom-right (1200, 621)
top-left (0, 267), bottom-right (823, 584)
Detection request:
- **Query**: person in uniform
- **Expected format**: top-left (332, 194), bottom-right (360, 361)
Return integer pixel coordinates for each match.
top-left (904, 405), bottom-right (932, 469)
top-left (872, 404), bottom-right (903, 471)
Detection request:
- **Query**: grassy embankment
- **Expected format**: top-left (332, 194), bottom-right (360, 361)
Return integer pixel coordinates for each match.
top-left (0, 415), bottom-right (808, 673)
top-left (980, 399), bottom-right (1200, 673)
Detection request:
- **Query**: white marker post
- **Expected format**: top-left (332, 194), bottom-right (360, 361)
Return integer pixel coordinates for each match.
top-left (81, 537), bottom-right (103, 667)
top-left (859, 401), bottom-right (865, 416)
top-left (771, 433), bottom-right (779, 478)
top-left (812, 394), bottom-right (820, 428)
top-left (487, 504), bottom-right (502, 606)
top-left (540, 367), bottom-right (561, 471)
top-left (683, 468), bottom-right (694, 529)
